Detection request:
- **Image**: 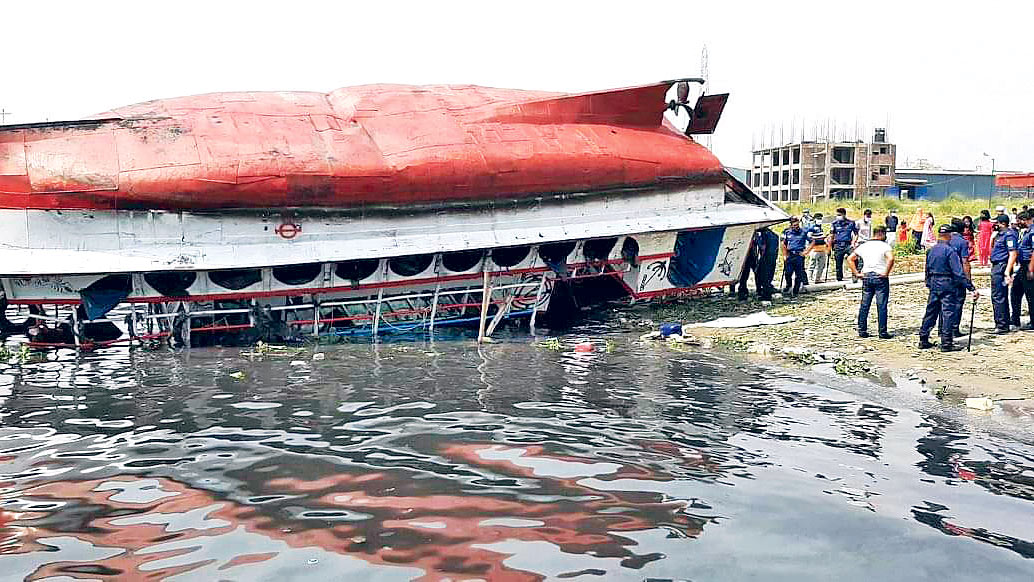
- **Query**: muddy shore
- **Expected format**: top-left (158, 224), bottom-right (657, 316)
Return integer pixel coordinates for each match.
top-left (642, 272), bottom-right (1034, 418)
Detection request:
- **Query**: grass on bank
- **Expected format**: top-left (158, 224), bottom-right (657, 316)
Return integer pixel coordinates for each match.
top-left (778, 195), bottom-right (1023, 223)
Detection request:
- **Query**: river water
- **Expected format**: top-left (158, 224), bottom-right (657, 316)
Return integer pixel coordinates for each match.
top-left (1, 320), bottom-right (1033, 581)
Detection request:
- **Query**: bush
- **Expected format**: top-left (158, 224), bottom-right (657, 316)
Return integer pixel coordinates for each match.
top-left (893, 239), bottom-right (923, 257)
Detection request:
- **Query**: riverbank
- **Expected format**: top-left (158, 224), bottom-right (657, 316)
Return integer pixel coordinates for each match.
top-left (644, 275), bottom-right (1034, 415)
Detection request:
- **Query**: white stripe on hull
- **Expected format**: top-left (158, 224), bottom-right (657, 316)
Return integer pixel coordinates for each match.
top-left (0, 184), bottom-right (783, 276)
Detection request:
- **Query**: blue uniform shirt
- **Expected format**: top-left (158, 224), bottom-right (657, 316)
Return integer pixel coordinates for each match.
top-left (990, 228), bottom-right (1018, 264)
top-left (783, 227), bottom-right (810, 255)
top-left (949, 233), bottom-right (970, 262)
top-left (1019, 228), bottom-right (1034, 263)
top-left (830, 217), bottom-right (858, 247)
top-left (926, 241), bottom-right (975, 291)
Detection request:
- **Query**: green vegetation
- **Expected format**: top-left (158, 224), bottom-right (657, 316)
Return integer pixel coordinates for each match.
top-left (893, 239), bottom-right (923, 257)
top-left (778, 195), bottom-right (1016, 224)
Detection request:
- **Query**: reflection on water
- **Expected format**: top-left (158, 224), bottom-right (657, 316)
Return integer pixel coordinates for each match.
top-left (1, 330), bottom-right (1033, 581)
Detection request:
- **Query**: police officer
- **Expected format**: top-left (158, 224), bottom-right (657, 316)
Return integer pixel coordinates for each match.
top-left (920, 225), bottom-right (978, 352)
top-left (1010, 211), bottom-right (1034, 330)
top-left (989, 214), bottom-right (1018, 333)
top-left (947, 217), bottom-right (972, 337)
top-left (781, 217), bottom-right (813, 298)
top-left (755, 226), bottom-right (779, 301)
top-left (830, 207), bottom-right (859, 281)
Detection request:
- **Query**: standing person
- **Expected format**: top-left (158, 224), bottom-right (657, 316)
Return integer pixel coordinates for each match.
top-left (830, 208), bottom-right (858, 282)
top-left (801, 209), bottom-right (815, 231)
top-left (856, 209), bottom-right (874, 244)
top-left (1011, 207), bottom-right (1019, 223)
top-left (736, 230), bottom-right (759, 301)
top-left (977, 209), bottom-right (993, 266)
top-left (898, 220), bottom-right (909, 244)
top-left (1010, 211), bottom-right (1034, 329)
top-left (910, 207), bottom-right (926, 246)
top-left (919, 225), bottom-right (979, 352)
top-left (848, 226), bottom-right (895, 339)
top-left (781, 217), bottom-right (813, 298)
top-left (962, 215), bottom-right (977, 262)
top-left (995, 205), bottom-right (1007, 221)
top-left (885, 210), bottom-right (900, 235)
top-left (947, 218), bottom-right (973, 338)
top-left (989, 214), bottom-right (1018, 334)
top-left (921, 212), bottom-right (937, 248)
top-left (807, 213), bottom-right (829, 284)
top-left (755, 226), bottom-right (779, 301)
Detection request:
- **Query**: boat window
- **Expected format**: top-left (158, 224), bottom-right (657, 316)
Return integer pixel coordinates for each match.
top-left (144, 272), bottom-right (197, 296)
top-left (491, 246), bottom-right (530, 268)
top-left (209, 268), bottom-right (262, 290)
top-left (441, 249), bottom-right (484, 273)
top-left (273, 263), bottom-right (322, 286)
top-left (583, 238), bottom-right (618, 261)
top-left (389, 254), bottom-right (434, 277)
top-left (538, 241), bottom-right (576, 265)
top-left (335, 259), bottom-right (380, 282)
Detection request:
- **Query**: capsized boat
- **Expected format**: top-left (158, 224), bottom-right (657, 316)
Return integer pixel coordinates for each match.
top-left (0, 79), bottom-right (785, 347)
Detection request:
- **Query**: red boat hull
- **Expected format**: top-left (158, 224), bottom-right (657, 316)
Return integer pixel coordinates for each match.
top-left (0, 83), bottom-right (723, 211)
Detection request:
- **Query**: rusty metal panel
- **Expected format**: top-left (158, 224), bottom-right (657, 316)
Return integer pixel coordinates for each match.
top-left (0, 130), bottom-right (30, 194)
top-left (24, 129), bottom-right (118, 193)
top-left (686, 93), bottom-right (729, 135)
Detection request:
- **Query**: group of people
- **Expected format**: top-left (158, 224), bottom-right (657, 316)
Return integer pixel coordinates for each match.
top-left (735, 203), bottom-right (1034, 353)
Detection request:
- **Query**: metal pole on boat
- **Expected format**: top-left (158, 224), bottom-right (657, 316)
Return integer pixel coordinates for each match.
top-left (429, 283), bottom-right (441, 336)
top-left (372, 288), bottom-right (384, 339)
top-left (312, 296), bottom-right (320, 338)
top-left (477, 271), bottom-right (491, 343)
top-left (529, 273), bottom-right (547, 336)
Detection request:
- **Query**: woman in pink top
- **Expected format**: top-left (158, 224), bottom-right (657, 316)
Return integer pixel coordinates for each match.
top-left (921, 212), bottom-right (936, 248)
top-left (976, 209), bottom-right (993, 266)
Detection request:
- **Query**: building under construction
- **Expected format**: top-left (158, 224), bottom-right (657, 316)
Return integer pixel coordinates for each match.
top-left (750, 129), bottom-right (896, 204)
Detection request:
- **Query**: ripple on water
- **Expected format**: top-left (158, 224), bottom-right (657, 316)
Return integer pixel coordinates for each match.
top-left (0, 333), bottom-right (1032, 581)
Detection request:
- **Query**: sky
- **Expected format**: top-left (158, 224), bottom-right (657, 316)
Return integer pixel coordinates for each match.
top-left (3, 0), bottom-right (1032, 172)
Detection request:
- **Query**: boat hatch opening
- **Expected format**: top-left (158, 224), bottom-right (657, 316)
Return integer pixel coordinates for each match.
top-left (584, 238), bottom-right (618, 261)
top-left (667, 227), bottom-right (726, 287)
top-left (491, 246), bottom-right (530, 268)
top-left (145, 272), bottom-right (197, 296)
top-left (621, 237), bottom-right (640, 266)
top-left (209, 268), bottom-right (262, 290)
top-left (335, 259), bottom-right (380, 282)
top-left (80, 274), bottom-right (133, 320)
top-left (538, 241), bottom-right (577, 265)
top-left (441, 250), bottom-right (484, 273)
top-left (389, 254), bottom-right (434, 277)
top-left (273, 263), bottom-right (322, 286)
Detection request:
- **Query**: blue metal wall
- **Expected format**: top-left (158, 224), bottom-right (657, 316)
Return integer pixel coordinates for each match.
top-left (895, 172), bottom-right (994, 202)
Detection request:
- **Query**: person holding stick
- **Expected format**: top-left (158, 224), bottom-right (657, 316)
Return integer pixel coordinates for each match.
top-left (919, 225), bottom-right (978, 352)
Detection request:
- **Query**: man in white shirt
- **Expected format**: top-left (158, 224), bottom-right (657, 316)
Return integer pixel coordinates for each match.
top-left (856, 209), bottom-right (874, 245)
top-left (849, 226), bottom-right (895, 338)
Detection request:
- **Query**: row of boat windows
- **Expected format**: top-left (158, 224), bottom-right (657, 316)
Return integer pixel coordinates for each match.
top-left (136, 238), bottom-right (633, 295)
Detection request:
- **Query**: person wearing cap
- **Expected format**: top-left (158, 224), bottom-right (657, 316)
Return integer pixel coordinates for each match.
top-left (946, 217), bottom-right (973, 338)
top-left (885, 210), bottom-right (899, 235)
top-left (807, 213), bottom-right (829, 284)
top-left (830, 207), bottom-right (858, 282)
top-left (801, 209), bottom-right (815, 231)
top-left (989, 213), bottom-right (1019, 333)
top-left (781, 217), bottom-right (813, 297)
top-left (848, 225), bottom-right (895, 339)
top-left (920, 225), bottom-right (978, 351)
top-left (1011, 211), bottom-right (1034, 330)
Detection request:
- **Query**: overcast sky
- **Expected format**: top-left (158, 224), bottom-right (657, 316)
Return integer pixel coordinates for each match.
top-left (4, 1), bottom-right (1031, 171)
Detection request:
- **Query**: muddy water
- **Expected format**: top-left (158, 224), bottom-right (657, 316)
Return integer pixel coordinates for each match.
top-left (1, 325), bottom-right (1032, 581)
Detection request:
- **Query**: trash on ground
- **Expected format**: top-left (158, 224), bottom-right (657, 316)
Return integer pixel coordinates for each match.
top-left (965, 397), bottom-right (995, 411)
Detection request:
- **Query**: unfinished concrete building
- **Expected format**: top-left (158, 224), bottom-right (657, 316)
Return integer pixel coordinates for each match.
top-left (750, 129), bottom-right (896, 204)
